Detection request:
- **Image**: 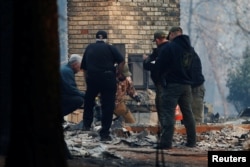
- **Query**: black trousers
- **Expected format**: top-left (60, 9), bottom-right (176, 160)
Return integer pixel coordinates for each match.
top-left (61, 95), bottom-right (84, 117)
top-left (83, 71), bottom-right (116, 137)
top-left (158, 83), bottom-right (196, 147)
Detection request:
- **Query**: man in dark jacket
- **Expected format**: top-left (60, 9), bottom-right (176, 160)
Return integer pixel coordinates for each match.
top-left (154, 27), bottom-right (196, 149)
top-left (168, 29), bottom-right (206, 124)
top-left (143, 30), bottom-right (169, 125)
top-left (81, 30), bottom-right (125, 141)
top-left (60, 54), bottom-right (85, 118)
top-left (143, 31), bottom-right (169, 85)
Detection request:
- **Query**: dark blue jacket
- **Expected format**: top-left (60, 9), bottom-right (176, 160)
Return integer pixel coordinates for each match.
top-left (60, 64), bottom-right (85, 97)
top-left (143, 42), bottom-right (168, 85)
top-left (81, 41), bottom-right (124, 74)
top-left (156, 35), bottom-right (194, 85)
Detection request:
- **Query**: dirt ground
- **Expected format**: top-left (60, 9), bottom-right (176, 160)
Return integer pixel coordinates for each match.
top-left (67, 147), bottom-right (208, 167)
top-left (1, 124), bottom-right (249, 167)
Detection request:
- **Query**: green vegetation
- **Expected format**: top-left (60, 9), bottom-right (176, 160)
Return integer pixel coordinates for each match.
top-left (226, 46), bottom-right (250, 113)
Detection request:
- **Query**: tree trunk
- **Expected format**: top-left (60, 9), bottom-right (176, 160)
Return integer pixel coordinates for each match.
top-left (2, 0), bottom-right (68, 167)
top-left (0, 0), bottom-right (12, 156)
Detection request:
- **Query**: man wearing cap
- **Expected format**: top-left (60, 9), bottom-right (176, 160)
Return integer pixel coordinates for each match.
top-left (168, 27), bottom-right (206, 124)
top-left (81, 30), bottom-right (125, 141)
top-left (154, 26), bottom-right (197, 149)
top-left (60, 54), bottom-right (85, 119)
top-left (143, 30), bottom-right (169, 131)
top-left (143, 30), bottom-right (169, 86)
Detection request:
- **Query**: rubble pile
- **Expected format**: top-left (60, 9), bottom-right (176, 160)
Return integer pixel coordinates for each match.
top-left (64, 122), bottom-right (250, 159)
top-left (177, 126), bottom-right (250, 151)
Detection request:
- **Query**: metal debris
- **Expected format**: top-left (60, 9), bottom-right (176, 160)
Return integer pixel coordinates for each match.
top-left (64, 121), bottom-right (250, 159)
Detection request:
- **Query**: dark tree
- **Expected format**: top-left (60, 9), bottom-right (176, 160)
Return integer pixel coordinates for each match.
top-left (0, 0), bottom-right (12, 157)
top-left (1, 0), bottom-right (68, 167)
top-left (226, 46), bottom-right (250, 113)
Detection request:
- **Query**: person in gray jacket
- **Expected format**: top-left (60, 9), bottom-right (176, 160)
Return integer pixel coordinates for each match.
top-left (60, 54), bottom-right (85, 119)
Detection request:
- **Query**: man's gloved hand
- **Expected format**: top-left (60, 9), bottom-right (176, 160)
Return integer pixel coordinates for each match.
top-left (134, 95), bottom-right (141, 103)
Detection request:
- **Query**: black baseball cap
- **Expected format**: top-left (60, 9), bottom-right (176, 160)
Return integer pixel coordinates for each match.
top-left (169, 26), bottom-right (182, 33)
top-left (152, 30), bottom-right (167, 42)
top-left (96, 30), bottom-right (108, 39)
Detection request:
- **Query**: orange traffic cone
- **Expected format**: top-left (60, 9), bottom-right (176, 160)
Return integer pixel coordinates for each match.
top-left (175, 105), bottom-right (183, 121)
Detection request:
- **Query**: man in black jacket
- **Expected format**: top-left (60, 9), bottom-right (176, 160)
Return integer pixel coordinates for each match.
top-left (81, 30), bottom-right (125, 141)
top-left (143, 30), bottom-right (169, 124)
top-left (167, 28), bottom-right (205, 124)
top-left (154, 27), bottom-right (196, 149)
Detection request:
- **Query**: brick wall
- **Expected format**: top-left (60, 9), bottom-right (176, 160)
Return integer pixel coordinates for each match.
top-left (67, 0), bottom-right (180, 91)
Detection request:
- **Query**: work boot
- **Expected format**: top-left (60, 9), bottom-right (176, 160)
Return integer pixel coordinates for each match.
top-left (185, 142), bottom-right (196, 148)
top-left (100, 135), bottom-right (112, 142)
